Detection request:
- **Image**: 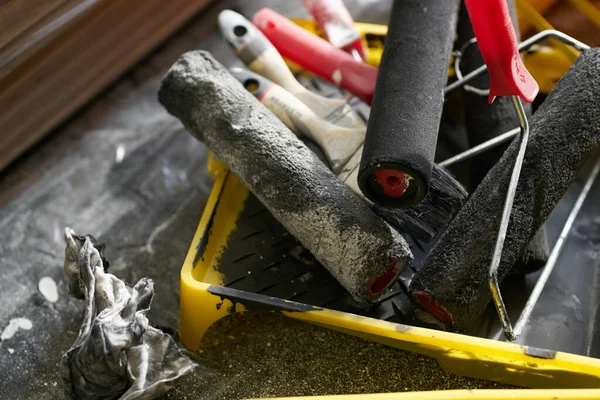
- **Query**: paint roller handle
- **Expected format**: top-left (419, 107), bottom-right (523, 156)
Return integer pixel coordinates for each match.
top-left (252, 8), bottom-right (377, 104)
top-left (464, 0), bottom-right (539, 103)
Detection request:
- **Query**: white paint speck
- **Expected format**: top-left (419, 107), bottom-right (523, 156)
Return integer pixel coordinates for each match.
top-left (38, 277), bottom-right (59, 303)
top-left (115, 144), bottom-right (126, 163)
top-left (18, 318), bottom-right (31, 330)
top-left (53, 220), bottom-right (62, 244)
top-left (332, 69), bottom-right (342, 85)
top-left (7, 348), bottom-right (14, 354)
top-left (1, 318), bottom-right (33, 341)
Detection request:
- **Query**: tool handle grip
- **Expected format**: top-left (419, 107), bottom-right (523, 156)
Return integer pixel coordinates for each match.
top-left (464, 0), bottom-right (539, 103)
top-left (230, 68), bottom-right (322, 142)
top-left (252, 8), bottom-right (377, 104)
top-left (248, 46), bottom-right (307, 95)
top-left (218, 10), bottom-right (306, 94)
top-left (301, 0), bottom-right (366, 59)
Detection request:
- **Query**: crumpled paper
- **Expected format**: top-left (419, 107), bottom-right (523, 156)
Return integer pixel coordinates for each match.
top-left (61, 228), bottom-right (195, 400)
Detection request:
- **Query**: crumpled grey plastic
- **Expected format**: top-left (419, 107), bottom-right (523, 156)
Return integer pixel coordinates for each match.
top-left (61, 228), bottom-right (196, 400)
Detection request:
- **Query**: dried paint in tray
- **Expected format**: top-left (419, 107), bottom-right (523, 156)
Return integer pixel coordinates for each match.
top-left (166, 312), bottom-right (515, 400)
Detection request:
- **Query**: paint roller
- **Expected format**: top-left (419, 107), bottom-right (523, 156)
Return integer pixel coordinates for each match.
top-left (357, 0), bottom-right (462, 208)
top-left (158, 51), bottom-right (413, 303)
top-left (230, 67), bottom-right (467, 242)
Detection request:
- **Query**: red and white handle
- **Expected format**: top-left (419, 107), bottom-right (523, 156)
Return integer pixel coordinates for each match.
top-left (252, 8), bottom-right (377, 104)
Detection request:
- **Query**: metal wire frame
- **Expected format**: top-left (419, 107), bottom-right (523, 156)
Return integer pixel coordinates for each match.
top-left (443, 29), bottom-right (592, 341)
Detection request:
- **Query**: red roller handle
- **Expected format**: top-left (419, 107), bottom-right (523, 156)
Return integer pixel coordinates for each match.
top-left (464, 0), bottom-right (539, 103)
top-left (252, 8), bottom-right (377, 104)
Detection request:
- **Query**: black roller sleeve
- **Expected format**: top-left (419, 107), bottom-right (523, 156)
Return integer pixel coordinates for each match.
top-left (358, 0), bottom-right (461, 208)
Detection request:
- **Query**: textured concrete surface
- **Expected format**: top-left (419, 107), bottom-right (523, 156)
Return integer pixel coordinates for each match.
top-left (0, 1), bottom-right (392, 398)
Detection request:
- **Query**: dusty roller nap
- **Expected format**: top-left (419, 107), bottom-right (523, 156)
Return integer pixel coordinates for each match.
top-left (158, 51), bottom-right (412, 303)
top-left (410, 49), bottom-right (600, 329)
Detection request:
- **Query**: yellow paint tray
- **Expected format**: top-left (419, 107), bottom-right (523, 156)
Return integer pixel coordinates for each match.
top-left (179, 153), bottom-right (600, 398)
top-left (251, 389), bottom-right (600, 400)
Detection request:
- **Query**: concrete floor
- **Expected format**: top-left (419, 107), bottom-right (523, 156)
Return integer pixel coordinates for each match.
top-left (0, 1), bottom-right (392, 398)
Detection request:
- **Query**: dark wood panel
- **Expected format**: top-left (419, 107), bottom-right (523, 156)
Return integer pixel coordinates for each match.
top-left (0, 0), bottom-right (214, 171)
top-left (0, 0), bottom-right (77, 52)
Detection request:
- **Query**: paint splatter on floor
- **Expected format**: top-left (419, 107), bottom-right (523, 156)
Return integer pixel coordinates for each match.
top-left (1, 318), bottom-right (33, 341)
top-left (38, 277), bottom-right (59, 303)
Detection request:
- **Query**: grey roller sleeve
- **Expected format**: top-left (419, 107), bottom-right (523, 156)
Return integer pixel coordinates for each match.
top-left (410, 49), bottom-right (600, 329)
top-left (158, 51), bottom-right (412, 303)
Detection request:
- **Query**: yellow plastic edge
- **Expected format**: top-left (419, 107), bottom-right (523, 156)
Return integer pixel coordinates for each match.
top-left (516, 0), bottom-right (581, 61)
top-left (249, 388), bottom-right (600, 400)
top-left (518, 0), bottom-right (560, 33)
top-left (522, 46), bottom-right (573, 94)
top-left (180, 154), bottom-right (250, 349)
top-left (567, 0), bottom-right (600, 30)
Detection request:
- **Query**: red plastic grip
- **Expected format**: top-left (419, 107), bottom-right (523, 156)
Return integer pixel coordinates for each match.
top-left (252, 8), bottom-right (377, 104)
top-left (464, 0), bottom-right (539, 103)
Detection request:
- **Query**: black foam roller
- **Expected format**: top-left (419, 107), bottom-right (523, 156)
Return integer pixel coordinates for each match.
top-left (410, 49), bottom-right (600, 329)
top-left (456, 1), bottom-right (549, 274)
top-left (358, 0), bottom-right (461, 208)
top-left (159, 51), bottom-right (412, 303)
